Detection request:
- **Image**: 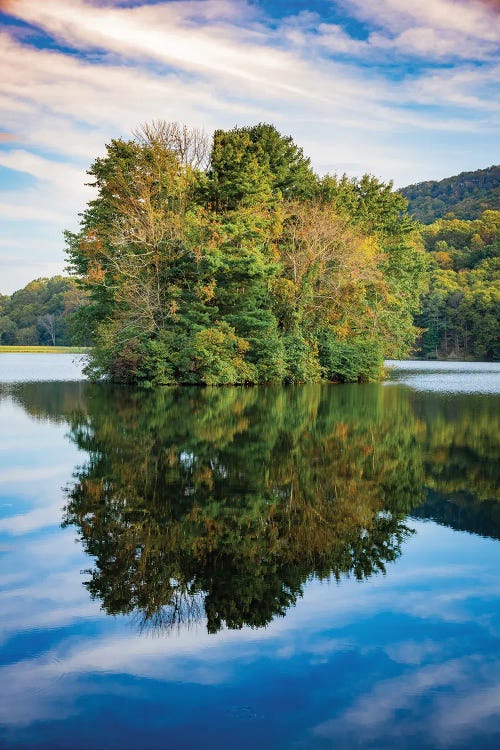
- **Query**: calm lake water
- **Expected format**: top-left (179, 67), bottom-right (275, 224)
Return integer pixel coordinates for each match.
top-left (0, 356), bottom-right (499, 749)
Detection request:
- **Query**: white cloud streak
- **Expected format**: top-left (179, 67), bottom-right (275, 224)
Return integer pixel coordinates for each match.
top-left (0, 0), bottom-right (498, 292)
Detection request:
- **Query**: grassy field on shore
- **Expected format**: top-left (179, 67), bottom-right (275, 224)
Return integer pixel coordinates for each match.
top-left (0, 346), bottom-right (90, 353)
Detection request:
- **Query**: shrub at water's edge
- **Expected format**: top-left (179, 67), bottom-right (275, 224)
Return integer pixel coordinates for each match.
top-left (65, 121), bottom-right (428, 385)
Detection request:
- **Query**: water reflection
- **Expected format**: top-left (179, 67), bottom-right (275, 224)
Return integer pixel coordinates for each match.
top-left (385, 359), bottom-right (500, 394)
top-left (63, 385), bottom-right (422, 633)
top-left (6, 382), bottom-right (499, 635)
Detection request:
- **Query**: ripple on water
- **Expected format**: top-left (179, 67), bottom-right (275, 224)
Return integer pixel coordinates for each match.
top-left (0, 353), bottom-right (86, 383)
top-left (385, 360), bottom-right (500, 394)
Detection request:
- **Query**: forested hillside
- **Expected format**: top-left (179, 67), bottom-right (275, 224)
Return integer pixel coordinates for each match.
top-left (65, 121), bottom-right (427, 385)
top-left (0, 276), bottom-right (88, 346)
top-left (401, 166), bottom-right (500, 223)
top-left (415, 211), bottom-right (500, 360)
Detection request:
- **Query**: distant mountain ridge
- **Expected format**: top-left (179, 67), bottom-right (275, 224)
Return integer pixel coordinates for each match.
top-left (400, 165), bottom-right (500, 223)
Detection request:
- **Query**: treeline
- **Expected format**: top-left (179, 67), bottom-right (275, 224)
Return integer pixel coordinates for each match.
top-left (400, 165), bottom-right (500, 224)
top-left (0, 276), bottom-right (88, 346)
top-left (416, 210), bottom-right (500, 360)
top-left (65, 121), bottom-right (427, 385)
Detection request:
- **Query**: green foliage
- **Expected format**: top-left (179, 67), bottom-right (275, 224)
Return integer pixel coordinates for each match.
top-left (319, 172), bottom-right (414, 238)
top-left (283, 331), bottom-right (322, 383)
top-left (66, 120), bottom-right (428, 384)
top-left (311, 178), bottom-right (428, 358)
top-left (208, 123), bottom-right (317, 209)
top-left (400, 165), bottom-right (500, 223)
top-left (319, 334), bottom-right (383, 382)
top-left (416, 211), bottom-right (500, 360)
top-left (0, 276), bottom-right (88, 346)
top-left (192, 323), bottom-right (257, 384)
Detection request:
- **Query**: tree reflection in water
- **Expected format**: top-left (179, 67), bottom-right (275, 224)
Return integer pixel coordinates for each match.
top-left (61, 385), bottom-right (421, 633)
top-left (4, 380), bottom-right (498, 634)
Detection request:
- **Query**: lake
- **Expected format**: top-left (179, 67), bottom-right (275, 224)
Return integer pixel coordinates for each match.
top-left (0, 356), bottom-right (499, 749)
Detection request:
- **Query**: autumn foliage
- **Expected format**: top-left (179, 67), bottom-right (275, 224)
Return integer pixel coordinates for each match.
top-left (66, 121), bottom-right (428, 384)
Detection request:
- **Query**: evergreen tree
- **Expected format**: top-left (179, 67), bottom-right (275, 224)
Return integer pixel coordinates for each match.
top-left (66, 120), bottom-right (427, 384)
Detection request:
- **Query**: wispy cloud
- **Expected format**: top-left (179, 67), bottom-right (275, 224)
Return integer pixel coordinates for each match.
top-left (314, 655), bottom-right (500, 748)
top-left (0, 0), bottom-right (498, 292)
top-left (342, 0), bottom-right (500, 55)
top-left (0, 131), bottom-right (17, 141)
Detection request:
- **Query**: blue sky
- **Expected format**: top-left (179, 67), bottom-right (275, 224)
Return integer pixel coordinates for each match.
top-left (0, 0), bottom-right (499, 293)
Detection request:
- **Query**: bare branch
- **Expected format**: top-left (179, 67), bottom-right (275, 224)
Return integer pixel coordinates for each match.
top-left (133, 120), bottom-right (210, 170)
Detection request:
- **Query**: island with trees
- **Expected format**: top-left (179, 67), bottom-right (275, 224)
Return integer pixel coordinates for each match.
top-left (64, 121), bottom-right (428, 385)
top-left (2, 126), bottom-right (498, 369)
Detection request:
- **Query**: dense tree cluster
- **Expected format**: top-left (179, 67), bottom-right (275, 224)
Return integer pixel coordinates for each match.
top-left (0, 276), bottom-right (88, 346)
top-left (400, 165), bottom-right (500, 224)
top-left (66, 121), bottom-right (428, 385)
top-left (416, 210), bottom-right (500, 360)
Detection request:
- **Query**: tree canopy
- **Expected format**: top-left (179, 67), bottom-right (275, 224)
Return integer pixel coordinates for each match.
top-left (400, 165), bottom-right (500, 224)
top-left (65, 121), bottom-right (428, 385)
top-left (415, 210), bottom-right (500, 360)
top-left (0, 276), bottom-right (88, 346)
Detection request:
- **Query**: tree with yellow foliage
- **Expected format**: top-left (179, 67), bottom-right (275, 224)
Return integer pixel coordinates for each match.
top-left (66, 121), bottom-right (428, 384)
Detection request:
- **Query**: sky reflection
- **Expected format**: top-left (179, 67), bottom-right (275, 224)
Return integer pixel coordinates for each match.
top-left (0, 374), bottom-right (499, 749)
